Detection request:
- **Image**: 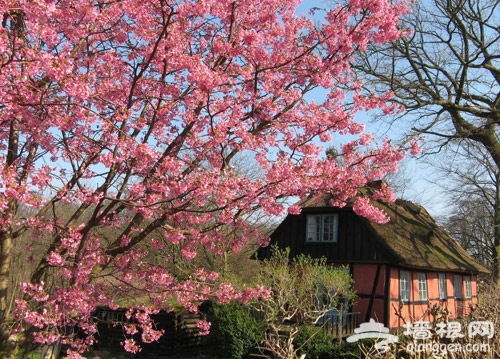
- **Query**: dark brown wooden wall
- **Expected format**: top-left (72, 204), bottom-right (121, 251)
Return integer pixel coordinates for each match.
top-left (260, 208), bottom-right (389, 264)
top-left (93, 308), bottom-right (208, 357)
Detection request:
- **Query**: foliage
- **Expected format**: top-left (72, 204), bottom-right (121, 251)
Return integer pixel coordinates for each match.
top-left (295, 325), bottom-right (366, 359)
top-left (207, 301), bottom-right (264, 359)
top-left (294, 325), bottom-right (337, 359)
top-left (0, 0), bottom-right (410, 356)
top-left (249, 246), bottom-right (355, 359)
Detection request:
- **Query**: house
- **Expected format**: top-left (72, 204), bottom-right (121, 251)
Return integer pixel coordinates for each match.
top-left (258, 183), bottom-right (489, 329)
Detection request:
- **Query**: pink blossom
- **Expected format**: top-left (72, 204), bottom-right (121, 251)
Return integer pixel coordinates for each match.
top-left (239, 285), bottom-right (272, 304)
top-left (409, 137), bottom-right (423, 155)
top-left (124, 324), bottom-right (138, 336)
top-left (371, 181), bottom-right (397, 202)
top-left (141, 325), bottom-right (164, 343)
top-left (215, 282), bottom-right (238, 305)
top-left (46, 252), bottom-right (65, 267)
top-left (150, 238), bottom-right (164, 250)
top-left (353, 197), bottom-right (390, 224)
top-left (181, 243), bottom-right (197, 260)
top-left (197, 320), bottom-right (211, 336)
top-left (123, 339), bottom-right (142, 353)
top-left (65, 350), bottom-right (84, 359)
top-left (287, 205), bottom-right (302, 215)
top-left (2, 0), bottom-right (411, 353)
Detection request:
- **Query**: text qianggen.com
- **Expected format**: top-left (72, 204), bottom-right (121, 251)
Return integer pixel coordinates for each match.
top-left (407, 342), bottom-right (491, 355)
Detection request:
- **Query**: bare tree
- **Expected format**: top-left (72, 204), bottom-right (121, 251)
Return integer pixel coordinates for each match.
top-left (353, 0), bottom-right (500, 279)
top-left (445, 197), bottom-right (495, 269)
top-left (435, 141), bottom-right (498, 271)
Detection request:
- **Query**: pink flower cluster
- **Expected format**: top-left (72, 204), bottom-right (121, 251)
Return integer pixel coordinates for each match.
top-left (1, 0), bottom-right (411, 353)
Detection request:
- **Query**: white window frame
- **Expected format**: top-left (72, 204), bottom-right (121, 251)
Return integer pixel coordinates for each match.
top-left (453, 274), bottom-right (463, 299)
top-left (417, 272), bottom-right (428, 301)
top-left (464, 276), bottom-right (472, 299)
top-left (306, 214), bottom-right (338, 243)
top-left (438, 273), bottom-right (447, 300)
top-left (400, 270), bottom-right (410, 302)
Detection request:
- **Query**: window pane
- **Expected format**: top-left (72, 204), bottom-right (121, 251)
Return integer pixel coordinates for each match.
top-left (464, 276), bottom-right (472, 299)
top-left (306, 215), bottom-right (321, 241)
top-left (417, 272), bottom-right (428, 301)
top-left (306, 214), bottom-right (338, 242)
top-left (400, 270), bottom-right (410, 302)
top-left (438, 273), bottom-right (447, 300)
top-left (322, 215), bottom-right (335, 241)
top-left (453, 275), bottom-right (463, 299)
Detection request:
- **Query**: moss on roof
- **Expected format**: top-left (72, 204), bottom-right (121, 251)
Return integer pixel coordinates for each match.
top-left (366, 199), bottom-right (487, 273)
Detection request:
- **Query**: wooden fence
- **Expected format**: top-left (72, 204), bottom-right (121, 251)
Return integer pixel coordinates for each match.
top-left (321, 311), bottom-right (360, 339)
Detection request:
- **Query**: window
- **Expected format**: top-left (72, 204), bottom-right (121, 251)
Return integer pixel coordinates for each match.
top-left (314, 281), bottom-right (347, 314)
top-left (400, 270), bottom-right (410, 302)
top-left (306, 214), bottom-right (338, 242)
top-left (453, 274), bottom-right (463, 299)
top-left (438, 273), bottom-right (447, 300)
top-left (417, 272), bottom-right (428, 301)
top-left (464, 276), bottom-right (472, 299)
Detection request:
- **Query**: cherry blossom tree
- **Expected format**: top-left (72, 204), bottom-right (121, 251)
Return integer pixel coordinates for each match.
top-left (0, 0), bottom-right (411, 356)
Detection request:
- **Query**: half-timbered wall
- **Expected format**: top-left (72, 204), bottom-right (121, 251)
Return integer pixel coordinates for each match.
top-left (261, 207), bottom-right (482, 329)
top-left (387, 268), bottom-right (480, 328)
top-left (352, 263), bottom-right (387, 324)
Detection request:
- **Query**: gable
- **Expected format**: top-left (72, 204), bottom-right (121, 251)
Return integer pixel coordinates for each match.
top-left (259, 194), bottom-right (488, 275)
top-left (258, 207), bottom-right (394, 264)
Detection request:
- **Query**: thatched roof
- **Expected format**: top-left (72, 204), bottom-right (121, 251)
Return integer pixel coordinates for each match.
top-left (298, 192), bottom-right (489, 274)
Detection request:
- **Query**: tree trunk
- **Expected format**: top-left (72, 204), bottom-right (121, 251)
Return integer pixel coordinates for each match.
top-left (41, 340), bottom-right (61, 359)
top-left (493, 173), bottom-right (500, 283)
top-left (0, 120), bottom-right (19, 356)
top-left (0, 230), bottom-right (14, 356)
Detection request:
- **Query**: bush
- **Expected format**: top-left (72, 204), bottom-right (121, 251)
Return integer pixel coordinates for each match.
top-left (294, 325), bottom-right (365, 359)
top-left (207, 301), bottom-right (264, 359)
top-left (294, 325), bottom-right (336, 359)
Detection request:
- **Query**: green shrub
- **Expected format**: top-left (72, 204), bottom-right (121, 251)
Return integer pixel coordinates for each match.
top-left (294, 325), bottom-right (367, 359)
top-left (294, 325), bottom-right (336, 359)
top-left (207, 301), bottom-right (264, 359)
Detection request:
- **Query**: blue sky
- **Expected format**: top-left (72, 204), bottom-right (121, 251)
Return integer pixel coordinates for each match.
top-left (294, 0), bottom-right (449, 219)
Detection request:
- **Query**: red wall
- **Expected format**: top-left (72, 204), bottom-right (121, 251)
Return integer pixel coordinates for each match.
top-left (387, 268), bottom-right (479, 328)
top-left (352, 264), bottom-right (386, 324)
top-left (350, 264), bottom-right (479, 328)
